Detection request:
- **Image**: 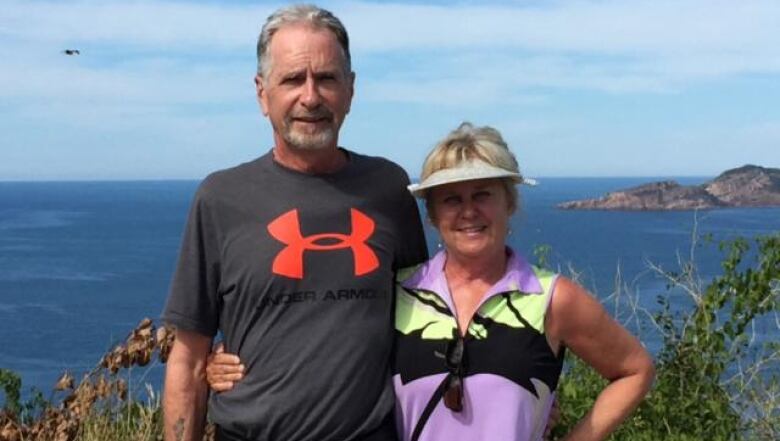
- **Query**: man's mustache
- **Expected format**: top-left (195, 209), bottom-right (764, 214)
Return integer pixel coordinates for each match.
top-left (290, 108), bottom-right (334, 120)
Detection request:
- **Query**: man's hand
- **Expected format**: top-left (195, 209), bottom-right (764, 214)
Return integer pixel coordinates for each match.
top-left (164, 329), bottom-right (212, 441)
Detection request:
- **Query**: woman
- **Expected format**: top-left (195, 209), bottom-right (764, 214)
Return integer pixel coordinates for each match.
top-left (206, 123), bottom-right (655, 441)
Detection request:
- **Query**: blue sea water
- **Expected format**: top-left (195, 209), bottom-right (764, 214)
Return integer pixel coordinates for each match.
top-left (1, 179), bottom-right (779, 398)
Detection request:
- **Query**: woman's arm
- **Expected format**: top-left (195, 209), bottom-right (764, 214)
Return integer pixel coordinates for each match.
top-left (546, 276), bottom-right (655, 441)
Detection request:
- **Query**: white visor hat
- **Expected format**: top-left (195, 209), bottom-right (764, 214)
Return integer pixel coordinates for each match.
top-left (407, 159), bottom-right (538, 198)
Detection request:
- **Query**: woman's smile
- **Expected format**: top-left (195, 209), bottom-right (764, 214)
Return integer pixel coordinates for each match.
top-left (429, 178), bottom-right (511, 261)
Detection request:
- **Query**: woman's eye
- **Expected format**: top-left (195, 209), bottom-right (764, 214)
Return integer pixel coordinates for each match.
top-left (474, 191), bottom-right (491, 200)
top-left (442, 196), bottom-right (460, 204)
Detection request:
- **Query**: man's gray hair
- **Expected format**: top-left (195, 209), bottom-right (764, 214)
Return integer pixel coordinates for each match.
top-left (256, 4), bottom-right (351, 78)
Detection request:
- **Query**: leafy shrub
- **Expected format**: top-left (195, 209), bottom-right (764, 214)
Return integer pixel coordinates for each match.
top-left (551, 234), bottom-right (780, 440)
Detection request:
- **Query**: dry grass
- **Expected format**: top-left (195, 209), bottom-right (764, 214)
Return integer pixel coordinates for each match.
top-left (0, 319), bottom-right (214, 441)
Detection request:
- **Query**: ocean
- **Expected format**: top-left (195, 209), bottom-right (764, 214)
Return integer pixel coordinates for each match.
top-left (1, 178), bottom-right (779, 398)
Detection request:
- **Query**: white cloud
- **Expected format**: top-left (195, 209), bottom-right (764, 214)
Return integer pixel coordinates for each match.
top-left (0, 0), bottom-right (777, 112)
top-left (0, 57), bottom-right (249, 104)
top-left (5, 0), bottom-right (778, 58)
top-left (343, 0), bottom-right (780, 56)
top-left (360, 52), bottom-right (679, 105)
top-left (0, 0), bottom-right (272, 49)
top-left (2, 0), bottom-right (779, 179)
top-left (347, 0), bottom-right (780, 101)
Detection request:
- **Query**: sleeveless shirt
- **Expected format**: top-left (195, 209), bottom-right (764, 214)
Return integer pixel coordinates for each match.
top-left (393, 249), bottom-right (563, 441)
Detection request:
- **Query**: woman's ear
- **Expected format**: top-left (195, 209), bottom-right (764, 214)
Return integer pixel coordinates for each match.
top-left (426, 211), bottom-right (439, 226)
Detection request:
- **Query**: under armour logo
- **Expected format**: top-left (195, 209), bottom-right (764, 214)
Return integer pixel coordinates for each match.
top-left (267, 208), bottom-right (379, 279)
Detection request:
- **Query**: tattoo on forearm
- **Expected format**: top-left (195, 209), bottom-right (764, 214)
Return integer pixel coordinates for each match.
top-left (174, 417), bottom-right (185, 441)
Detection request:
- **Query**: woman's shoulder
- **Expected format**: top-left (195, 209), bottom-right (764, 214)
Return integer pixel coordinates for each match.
top-left (550, 276), bottom-right (591, 308)
top-left (396, 263), bottom-right (426, 283)
top-left (546, 275), bottom-right (607, 339)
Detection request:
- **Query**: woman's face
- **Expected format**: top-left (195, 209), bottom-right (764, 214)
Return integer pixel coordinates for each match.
top-left (428, 178), bottom-right (512, 262)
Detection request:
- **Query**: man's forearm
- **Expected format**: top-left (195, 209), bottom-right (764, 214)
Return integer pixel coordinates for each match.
top-left (164, 330), bottom-right (212, 441)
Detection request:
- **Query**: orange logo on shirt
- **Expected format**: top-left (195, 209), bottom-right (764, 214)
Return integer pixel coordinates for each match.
top-left (267, 208), bottom-right (379, 279)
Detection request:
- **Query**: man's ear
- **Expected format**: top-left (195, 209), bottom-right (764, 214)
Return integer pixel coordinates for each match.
top-left (345, 71), bottom-right (356, 114)
top-left (255, 74), bottom-right (270, 116)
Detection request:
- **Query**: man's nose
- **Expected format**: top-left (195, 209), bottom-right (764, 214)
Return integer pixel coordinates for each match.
top-left (300, 76), bottom-right (323, 108)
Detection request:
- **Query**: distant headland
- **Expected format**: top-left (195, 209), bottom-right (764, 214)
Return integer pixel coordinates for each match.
top-left (557, 165), bottom-right (780, 211)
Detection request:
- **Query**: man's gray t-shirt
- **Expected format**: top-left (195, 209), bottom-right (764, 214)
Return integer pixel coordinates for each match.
top-left (163, 150), bottom-right (428, 441)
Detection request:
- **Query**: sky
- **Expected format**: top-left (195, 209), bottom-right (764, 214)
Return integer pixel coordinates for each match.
top-left (1, 0), bottom-right (779, 180)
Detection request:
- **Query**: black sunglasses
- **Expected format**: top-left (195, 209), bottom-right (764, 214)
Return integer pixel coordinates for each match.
top-left (443, 333), bottom-right (467, 412)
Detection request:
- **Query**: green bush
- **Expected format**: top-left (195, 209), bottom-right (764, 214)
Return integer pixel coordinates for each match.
top-left (551, 234), bottom-right (780, 440)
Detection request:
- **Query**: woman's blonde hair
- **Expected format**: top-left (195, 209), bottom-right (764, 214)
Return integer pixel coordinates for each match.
top-left (421, 122), bottom-right (522, 213)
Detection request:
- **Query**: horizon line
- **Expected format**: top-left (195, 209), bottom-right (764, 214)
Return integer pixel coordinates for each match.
top-left (0, 175), bottom-right (717, 184)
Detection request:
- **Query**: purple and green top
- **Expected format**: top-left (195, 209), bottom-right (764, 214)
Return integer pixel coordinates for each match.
top-left (393, 248), bottom-right (563, 441)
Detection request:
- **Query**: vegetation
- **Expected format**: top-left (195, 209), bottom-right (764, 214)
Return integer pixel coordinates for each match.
top-left (550, 234), bottom-right (780, 440)
top-left (0, 320), bottom-right (199, 441)
top-left (1, 234), bottom-right (778, 440)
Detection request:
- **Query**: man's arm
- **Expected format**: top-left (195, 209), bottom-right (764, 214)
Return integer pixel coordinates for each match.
top-left (164, 329), bottom-right (213, 441)
top-left (395, 167), bottom-right (430, 268)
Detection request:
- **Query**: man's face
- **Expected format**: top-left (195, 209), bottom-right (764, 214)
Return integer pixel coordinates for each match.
top-left (256, 24), bottom-right (355, 151)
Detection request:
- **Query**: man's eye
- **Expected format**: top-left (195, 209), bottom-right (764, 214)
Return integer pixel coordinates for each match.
top-left (443, 196), bottom-right (460, 204)
top-left (474, 191), bottom-right (491, 200)
top-left (316, 74), bottom-right (338, 84)
top-left (282, 76), bottom-right (304, 85)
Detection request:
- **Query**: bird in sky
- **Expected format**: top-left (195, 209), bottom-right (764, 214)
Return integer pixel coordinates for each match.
top-left (62, 49), bottom-right (80, 56)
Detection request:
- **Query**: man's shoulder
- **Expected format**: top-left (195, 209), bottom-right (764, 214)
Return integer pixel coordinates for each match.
top-left (347, 150), bottom-right (410, 181)
top-left (207, 154), bottom-right (269, 182)
top-left (196, 154), bottom-right (270, 197)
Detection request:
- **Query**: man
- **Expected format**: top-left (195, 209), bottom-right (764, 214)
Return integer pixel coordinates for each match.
top-left (162, 4), bottom-right (427, 441)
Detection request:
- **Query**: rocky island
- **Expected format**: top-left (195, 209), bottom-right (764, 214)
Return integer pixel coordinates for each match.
top-left (558, 165), bottom-right (780, 210)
